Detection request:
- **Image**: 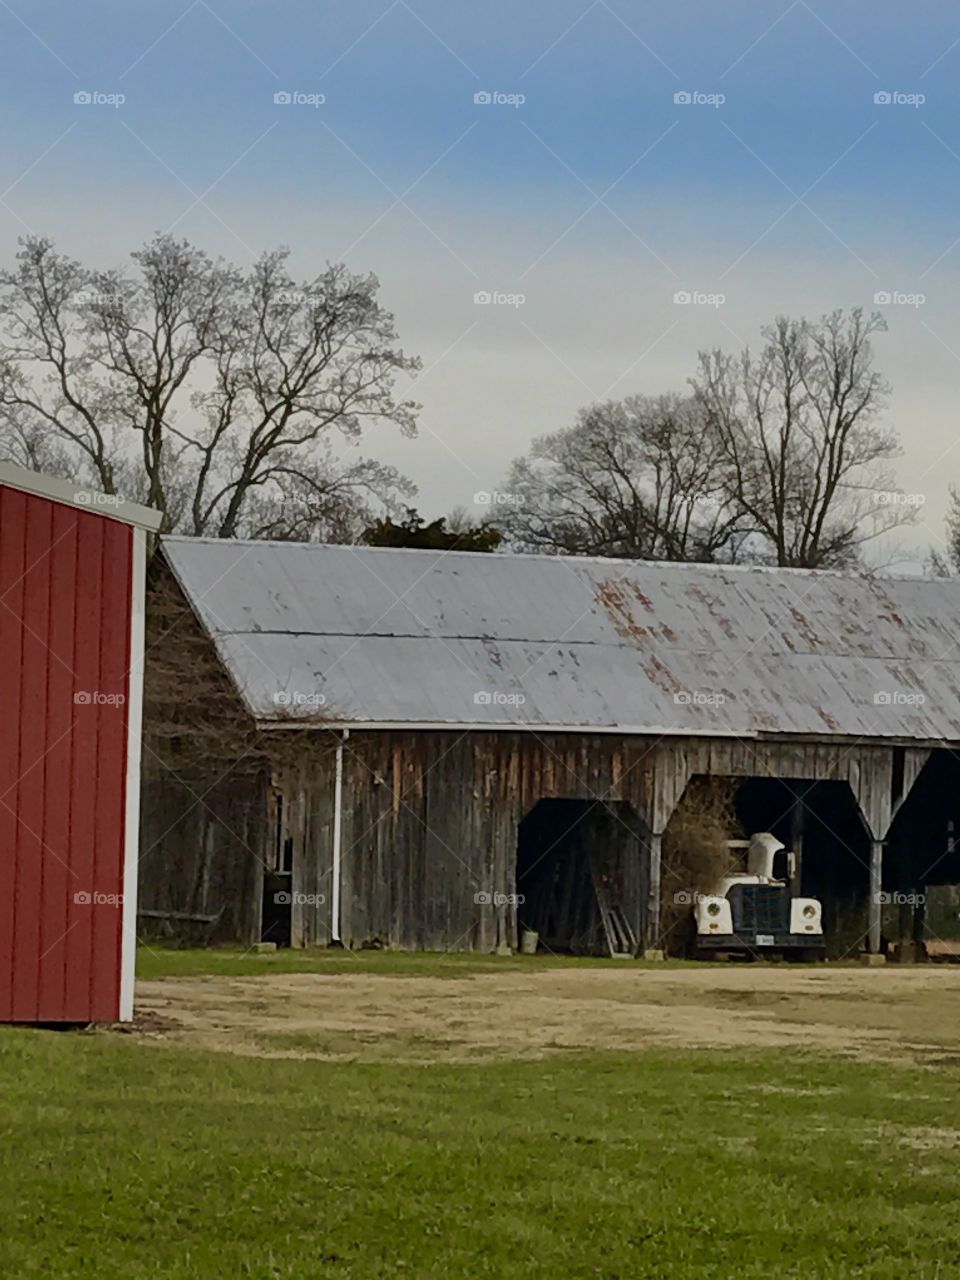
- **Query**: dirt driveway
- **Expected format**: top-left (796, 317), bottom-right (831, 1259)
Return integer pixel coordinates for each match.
top-left (132, 964), bottom-right (960, 1065)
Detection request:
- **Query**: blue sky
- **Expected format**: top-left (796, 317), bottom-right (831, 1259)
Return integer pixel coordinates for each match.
top-left (2, 0), bottom-right (960, 560)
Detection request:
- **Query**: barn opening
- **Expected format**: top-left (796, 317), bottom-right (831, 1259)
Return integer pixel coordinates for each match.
top-left (516, 799), bottom-right (644, 956)
top-left (260, 790), bottom-right (293, 946)
top-left (884, 749), bottom-right (960, 956)
top-left (735, 777), bottom-right (871, 957)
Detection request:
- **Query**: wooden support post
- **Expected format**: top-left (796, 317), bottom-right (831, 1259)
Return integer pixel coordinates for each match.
top-left (868, 840), bottom-right (884, 953)
top-left (789, 789), bottom-right (804, 895)
top-left (646, 831), bottom-right (663, 953)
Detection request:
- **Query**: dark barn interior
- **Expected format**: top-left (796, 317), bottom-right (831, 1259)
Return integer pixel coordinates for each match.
top-left (516, 800), bottom-right (645, 956)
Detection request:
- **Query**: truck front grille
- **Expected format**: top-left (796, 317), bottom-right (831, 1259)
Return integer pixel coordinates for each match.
top-left (727, 885), bottom-right (790, 935)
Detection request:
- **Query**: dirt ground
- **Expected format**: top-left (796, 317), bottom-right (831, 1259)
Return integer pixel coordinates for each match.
top-left (131, 964), bottom-right (960, 1065)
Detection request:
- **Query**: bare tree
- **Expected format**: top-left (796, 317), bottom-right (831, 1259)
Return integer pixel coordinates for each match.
top-left (929, 485), bottom-right (960, 576)
top-left (0, 235), bottom-right (420, 535)
top-left (693, 309), bottom-right (911, 568)
top-left (237, 451), bottom-right (415, 543)
top-left (500, 394), bottom-right (748, 561)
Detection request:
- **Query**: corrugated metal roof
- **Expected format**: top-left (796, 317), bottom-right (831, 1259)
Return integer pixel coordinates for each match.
top-left (161, 536), bottom-right (960, 741)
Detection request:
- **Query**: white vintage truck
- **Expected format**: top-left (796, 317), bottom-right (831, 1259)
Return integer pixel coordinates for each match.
top-left (692, 832), bottom-right (825, 960)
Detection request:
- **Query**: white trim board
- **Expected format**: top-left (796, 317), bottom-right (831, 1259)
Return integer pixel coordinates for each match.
top-left (119, 526), bottom-right (148, 1021)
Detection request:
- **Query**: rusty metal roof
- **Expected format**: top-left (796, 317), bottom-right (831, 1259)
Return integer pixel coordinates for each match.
top-left (161, 537), bottom-right (960, 741)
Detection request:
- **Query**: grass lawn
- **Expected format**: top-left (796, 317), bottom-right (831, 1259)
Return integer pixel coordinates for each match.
top-left (3, 998), bottom-right (960, 1278)
top-left (134, 943), bottom-right (683, 980)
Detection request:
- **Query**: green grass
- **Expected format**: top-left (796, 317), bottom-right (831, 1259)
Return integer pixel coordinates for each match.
top-left (135, 944), bottom-right (702, 981)
top-left (2, 1024), bottom-right (960, 1279)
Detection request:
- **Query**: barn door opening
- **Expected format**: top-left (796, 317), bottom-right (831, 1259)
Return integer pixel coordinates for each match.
top-left (261, 789), bottom-right (293, 946)
top-left (735, 776), bottom-right (870, 958)
top-left (516, 799), bottom-right (643, 956)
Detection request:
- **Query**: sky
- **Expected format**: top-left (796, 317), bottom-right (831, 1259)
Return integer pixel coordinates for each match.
top-left (1, 0), bottom-right (960, 565)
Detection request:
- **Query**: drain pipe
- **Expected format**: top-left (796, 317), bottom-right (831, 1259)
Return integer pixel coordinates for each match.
top-left (330, 729), bottom-right (348, 944)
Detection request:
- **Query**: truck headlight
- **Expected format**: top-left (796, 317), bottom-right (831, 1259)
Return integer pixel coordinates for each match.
top-left (707, 902), bottom-right (721, 916)
top-left (803, 904), bottom-right (816, 919)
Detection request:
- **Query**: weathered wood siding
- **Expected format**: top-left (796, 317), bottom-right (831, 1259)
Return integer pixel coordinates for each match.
top-left (138, 765), bottom-right (268, 942)
top-left (278, 730), bottom-right (921, 952)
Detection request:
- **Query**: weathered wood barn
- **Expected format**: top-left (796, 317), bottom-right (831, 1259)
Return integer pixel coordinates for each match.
top-left (139, 539), bottom-right (960, 958)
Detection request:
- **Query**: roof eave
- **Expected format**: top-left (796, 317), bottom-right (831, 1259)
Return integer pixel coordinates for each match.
top-left (0, 462), bottom-right (163, 532)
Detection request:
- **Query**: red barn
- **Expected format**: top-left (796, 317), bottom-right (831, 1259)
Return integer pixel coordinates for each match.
top-left (0, 463), bottom-right (160, 1023)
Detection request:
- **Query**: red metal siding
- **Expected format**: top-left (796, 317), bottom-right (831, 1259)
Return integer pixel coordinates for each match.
top-left (0, 485), bottom-right (133, 1022)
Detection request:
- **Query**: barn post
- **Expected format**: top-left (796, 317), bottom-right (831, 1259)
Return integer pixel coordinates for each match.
top-left (846, 750), bottom-right (894, 956)
top-left (646, 831), bottom-right (663, 953)
top-left (868, 840), bottom-right (885, 953)
top-left (636, 741), bottom-right (691, 956)
top-left (848, 746), bottom-right (930, 956)
top-left (789, 787), bottom-right (805, 896)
